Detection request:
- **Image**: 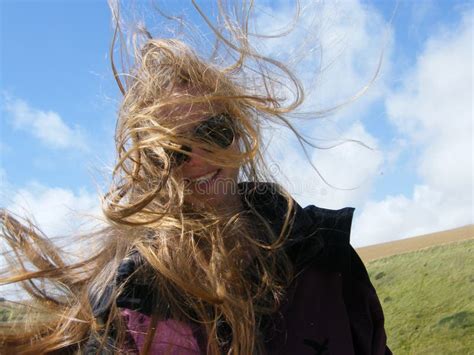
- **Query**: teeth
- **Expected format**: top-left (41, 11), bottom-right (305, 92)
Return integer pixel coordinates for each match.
top-left (191, 170), bottom-right (219, 183)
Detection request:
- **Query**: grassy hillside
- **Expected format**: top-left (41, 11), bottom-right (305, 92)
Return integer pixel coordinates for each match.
top-left (367, 239), bottom-right (474, 354)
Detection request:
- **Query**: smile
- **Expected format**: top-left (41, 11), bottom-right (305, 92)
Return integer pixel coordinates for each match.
top-left (189, 169), bottom-right (221, 183)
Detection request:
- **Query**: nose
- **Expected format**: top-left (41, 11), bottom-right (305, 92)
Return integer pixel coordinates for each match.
top-left (183, 147), bottom-right (208, 167)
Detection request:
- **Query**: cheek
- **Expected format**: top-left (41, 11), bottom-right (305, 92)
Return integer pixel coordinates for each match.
top-left (221, 168), bottom-right (239, 185)
top-left (222, 166), bottom-right (239, 181)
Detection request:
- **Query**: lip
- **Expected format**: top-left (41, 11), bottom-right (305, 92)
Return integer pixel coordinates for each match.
top-left (188, 169), bottom-right (221, 184)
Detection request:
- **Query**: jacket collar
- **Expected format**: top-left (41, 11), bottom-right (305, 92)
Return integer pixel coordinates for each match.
top-left (238, 182), bottom-right (355, 273)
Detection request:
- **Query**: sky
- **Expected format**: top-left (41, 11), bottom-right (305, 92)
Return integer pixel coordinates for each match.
top-left (0, 0), bottom-right (472, 247)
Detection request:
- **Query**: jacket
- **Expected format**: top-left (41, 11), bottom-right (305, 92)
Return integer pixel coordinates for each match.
top-left (87, 182), bottom-right (391, 354)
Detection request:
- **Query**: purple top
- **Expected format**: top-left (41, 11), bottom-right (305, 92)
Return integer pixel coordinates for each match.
top-left (121, 309), bottom-right (200, 354)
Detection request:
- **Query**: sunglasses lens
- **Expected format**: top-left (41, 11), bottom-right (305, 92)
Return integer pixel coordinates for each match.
top-left (146, 114), bottom-right (235, 169)
top-left (194, 113), bottom-right (235, 148)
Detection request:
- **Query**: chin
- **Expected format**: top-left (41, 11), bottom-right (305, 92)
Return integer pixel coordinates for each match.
top-left (185, 187), bottom-right (240, 212)
top-left (186, 191), bottom-right (229, 208)
top-left (183, 167), bottom-right (240, 211)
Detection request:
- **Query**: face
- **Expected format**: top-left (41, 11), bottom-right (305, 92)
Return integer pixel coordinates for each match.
top-left (179, 143), bottom-right (240, 211)
top-left (171, 111), bottom-right (241, 212)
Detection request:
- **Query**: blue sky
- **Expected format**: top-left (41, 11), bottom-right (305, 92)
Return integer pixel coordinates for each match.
top-left (1, 0), bottom-right (472, 247)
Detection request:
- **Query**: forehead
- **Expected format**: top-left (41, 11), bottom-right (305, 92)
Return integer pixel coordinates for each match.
top-left (159, 89), bottom-right (226, 130)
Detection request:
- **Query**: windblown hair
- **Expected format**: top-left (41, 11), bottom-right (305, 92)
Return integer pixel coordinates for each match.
top-left (1, 1), bottom-right (312, 354)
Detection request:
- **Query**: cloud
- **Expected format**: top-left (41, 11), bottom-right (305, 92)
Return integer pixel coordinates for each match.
top-left (387, 12), bottom-right (472, 196)
top-left (253, 0), bottom-right (393, 116)
top-left (267, 120), bottom-right (383, 209)
top-left (2, 95), bottom-right (87, 150)
top-left (0, 175), bottom-right (103, 299)
top-left (353, 11), bottom-right (473, 246)
top-left (5, 181), bottom-right (102, 239)
top-left (254, 0), bottom-right (389, 214)
top-left (353, 183), bottom-right (471, 246)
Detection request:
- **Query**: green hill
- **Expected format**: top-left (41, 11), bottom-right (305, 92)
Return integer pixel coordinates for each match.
top-left (367, 239), bottom-right (474, 354)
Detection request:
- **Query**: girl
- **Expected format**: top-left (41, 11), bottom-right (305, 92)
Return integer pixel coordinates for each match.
top-left (1, 2), bottom-right (391, 354)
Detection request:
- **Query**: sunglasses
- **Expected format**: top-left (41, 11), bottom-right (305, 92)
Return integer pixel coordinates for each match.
top-left (146, 113), bottom-right (236, 168)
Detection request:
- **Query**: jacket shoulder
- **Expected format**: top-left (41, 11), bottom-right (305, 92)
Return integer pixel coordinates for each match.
top-left (302, 205), bottom-right (355, 241)
top-left (298, 205), bottom-right (391, 354)
top-left (289, 203), bottom-right (355, 273)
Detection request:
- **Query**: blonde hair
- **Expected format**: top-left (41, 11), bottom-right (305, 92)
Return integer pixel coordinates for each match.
top-left (0, 2), bottom-right (311, 354)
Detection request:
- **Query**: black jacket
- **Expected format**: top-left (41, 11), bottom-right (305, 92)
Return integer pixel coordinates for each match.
top-left (87, 182), bottom-right (391, 354)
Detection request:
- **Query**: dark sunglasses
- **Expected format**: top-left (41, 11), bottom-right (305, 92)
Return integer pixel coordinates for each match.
top-left (146, 113), bottom-right (236, 168)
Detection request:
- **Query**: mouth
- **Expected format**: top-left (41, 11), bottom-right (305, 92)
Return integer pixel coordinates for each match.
top-left (188, 169), bottom-right (221, 184)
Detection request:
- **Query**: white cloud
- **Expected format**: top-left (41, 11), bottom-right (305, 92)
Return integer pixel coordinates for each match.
top-left (353, 11), bottom-right (473, 246)
top-left (353, 183), bottom-right (471, 247)
top-left (0, 176), bottom-right (103, 299)
top-left (267, 120), bottom-right (383, 209)
top-left (387, 12), bottom-right (473, 197)
top-left (5, 181), bottom-right (102, 239)
top-left (253, 0), bottom-right (393, 116)
top-left (251, 0), bottom-right (391, 203)
top-left (256, 4), bottom-right (472, 247)
top-left (2, 96), bottom-right (87, 150)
